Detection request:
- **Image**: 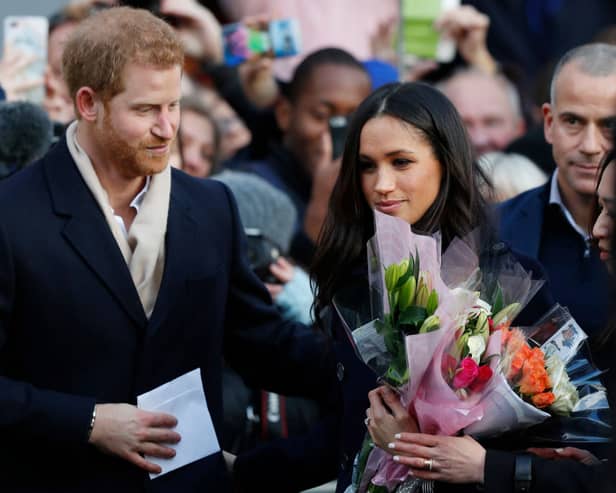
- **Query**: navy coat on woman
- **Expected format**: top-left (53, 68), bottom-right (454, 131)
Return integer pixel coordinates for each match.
top-left (0, 138), bottom-right (333, 492)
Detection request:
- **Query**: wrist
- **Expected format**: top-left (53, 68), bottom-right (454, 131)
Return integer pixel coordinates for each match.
top-left (469, 49), bottom-right (498, 75)
top-left (86, 404), bottom-right (97, 443)
top-left (476, 447), bottom-right (487, 484)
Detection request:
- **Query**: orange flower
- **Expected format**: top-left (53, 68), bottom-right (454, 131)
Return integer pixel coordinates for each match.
top-left (531, 392), bottom-right (555, 408)
top-left (519, 348), bottom-right (552, 395)
top-left (508, 344), bottom-right (532, 380)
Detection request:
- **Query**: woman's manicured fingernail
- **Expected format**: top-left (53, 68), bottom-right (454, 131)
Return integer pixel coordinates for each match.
top-left (393, 455), bottom-right (400, 462)
top-left (555, 448), bottom-right (564, 453)
top-left (388, 442), bottom-right (395, 449)
top-left (394, 433), bottom-right (401, 439)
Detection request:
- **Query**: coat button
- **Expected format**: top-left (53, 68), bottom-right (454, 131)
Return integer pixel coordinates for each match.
top-left (336, 362), bottom-right (345, 381)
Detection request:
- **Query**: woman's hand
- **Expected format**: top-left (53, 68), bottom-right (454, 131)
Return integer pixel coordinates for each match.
top-left (388, 432), bottom-right (486, 484)
top-left (366, 386), bottom-right (418, 450)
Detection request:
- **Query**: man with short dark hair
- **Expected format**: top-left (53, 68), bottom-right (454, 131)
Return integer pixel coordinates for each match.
top-left (0, 7), bottom-right (329, 492)
top-left (235, 48), bottom-right (372, 266)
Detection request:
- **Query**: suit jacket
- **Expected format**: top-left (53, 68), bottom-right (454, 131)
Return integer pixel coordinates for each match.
top-left (0, 138), bottom-right (332, 492)
top-left (498, 183), bottom-right (609, 336)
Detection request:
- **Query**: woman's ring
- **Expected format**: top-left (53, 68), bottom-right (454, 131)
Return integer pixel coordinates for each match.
top-left (424, 458), bottom-right (433, 472)
top-left (364, 417), bottom-right (371, 427)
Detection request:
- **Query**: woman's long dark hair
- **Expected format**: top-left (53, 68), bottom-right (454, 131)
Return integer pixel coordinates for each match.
top-left (311, 82), bottom-right (491, 326)
top-left (591, 129), bottom-right (616, 348)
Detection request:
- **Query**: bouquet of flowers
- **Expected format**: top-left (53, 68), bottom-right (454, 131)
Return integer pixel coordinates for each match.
top-left (334, 212), bottom-right (472, 493)
top-left (464, 303), bottom-right (610, 444)
top-left (339, 213), bottom-right (610, 493)
top-left (343, 213), bottom-right (560, 493)
top-left (475, 304), bottom-right (612, 448)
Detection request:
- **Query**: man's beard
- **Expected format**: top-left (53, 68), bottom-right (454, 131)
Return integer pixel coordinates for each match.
top-left (97, 113), bottom-right (171, 178)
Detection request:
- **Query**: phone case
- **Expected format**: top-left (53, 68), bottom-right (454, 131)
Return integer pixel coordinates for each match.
top-left (222, 22), bottom-right (270, 66)
top-left (401, 0), bottom-right (459, 63)
top-left (268, 19), bottom-right (301, 58)
top-left (222, 18), bottom-right (301, 66)
top-left (3, 16), bottom-right (48, 104)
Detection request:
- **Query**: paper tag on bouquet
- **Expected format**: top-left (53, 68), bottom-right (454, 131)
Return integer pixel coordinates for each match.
top-left (541, 316), bottom-right (587, 365)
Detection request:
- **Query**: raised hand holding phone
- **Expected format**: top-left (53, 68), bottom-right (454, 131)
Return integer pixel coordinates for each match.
top-left (222, 18), bottom-right (301, 66)
top-left (401, 0), bottom-right (460, 63)
top-left (2, 16), bottom-right (47, 103)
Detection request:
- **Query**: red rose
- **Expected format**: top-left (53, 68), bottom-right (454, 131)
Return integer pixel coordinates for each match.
top-left (453, 357), bottom-right (479, 389)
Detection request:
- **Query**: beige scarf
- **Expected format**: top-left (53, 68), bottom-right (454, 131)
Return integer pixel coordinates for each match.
top-left (66, 121), bottom-right (170, 318)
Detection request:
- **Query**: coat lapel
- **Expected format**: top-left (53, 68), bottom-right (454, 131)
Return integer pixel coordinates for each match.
top-left (502, 184), bottom-right (549, 259)
top-left (146, 181), bottom-right (198, 336)
top-left (44, 139), bottom-right (148, 329)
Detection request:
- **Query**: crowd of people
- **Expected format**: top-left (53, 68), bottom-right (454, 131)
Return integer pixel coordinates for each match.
top-left (0, 1), bottom-right (615, 492)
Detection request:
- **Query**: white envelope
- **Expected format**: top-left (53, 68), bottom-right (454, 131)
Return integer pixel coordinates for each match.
top-left (137, 368), bottom-right (221, 479)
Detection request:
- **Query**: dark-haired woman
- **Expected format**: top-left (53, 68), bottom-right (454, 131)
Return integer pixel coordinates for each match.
top-left (308, 81), bottom-right (556, 493)
top-left (366, 120), bottom-right (616, 493)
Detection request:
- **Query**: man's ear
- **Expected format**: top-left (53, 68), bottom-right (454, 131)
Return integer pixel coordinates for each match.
top-left (542, 102), bottom-right (554, 145)
top-left (274, 97), bottom-right (292, 133)
top-left (75, 87), bottom-right (100, 122)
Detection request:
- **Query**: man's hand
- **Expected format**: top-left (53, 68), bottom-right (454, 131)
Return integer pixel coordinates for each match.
top-left (88, 403), bottom-right (181, 474)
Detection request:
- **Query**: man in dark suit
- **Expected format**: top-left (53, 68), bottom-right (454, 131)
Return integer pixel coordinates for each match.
top-left (0, 7), bottom-right (331, 492)
top-left (499, 43), bottom-right (616, 336)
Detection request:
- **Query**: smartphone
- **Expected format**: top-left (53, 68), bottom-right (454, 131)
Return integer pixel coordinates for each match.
top-left (222, 18), bottom-right (301, 66)
top-left (244, 228), bottom-right (282, 284)
top-left (329, 115), bottom-right (349, 161)
top-left (400, 0), bottom-right (459, 63)
top-left (3, 16), bottom-right (48, 104)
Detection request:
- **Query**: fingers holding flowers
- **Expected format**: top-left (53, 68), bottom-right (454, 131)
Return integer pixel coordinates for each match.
top-left (388, 433), bottom-right (486, 484)
top-left (366, 386), bottom-right (417, 450)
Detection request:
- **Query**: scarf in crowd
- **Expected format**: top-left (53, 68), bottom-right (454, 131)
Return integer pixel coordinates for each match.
top-left (66, 121), bottom-right (170, 318)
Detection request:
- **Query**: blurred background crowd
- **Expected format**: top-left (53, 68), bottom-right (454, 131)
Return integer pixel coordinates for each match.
top-left (1, 1), bottom-right (616, 491)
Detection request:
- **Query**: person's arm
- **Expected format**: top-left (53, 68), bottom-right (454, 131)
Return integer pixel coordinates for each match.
top-left (368, 386), bottom-right (605, 491)
top-left (220, 182), bottom-right (334, 400)
top-left (0, 44), bottom-right (44, 101)
top-left (484, 449), bottom-right (605, 493)
top-left (435, 5), bottom-right (498, 75)
top-left (0, 222), bottom-right (181, 474)
top-left (233, 411), bottom-right (339, 492)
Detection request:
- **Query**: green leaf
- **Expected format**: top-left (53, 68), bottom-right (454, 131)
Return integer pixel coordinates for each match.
top-left (383, 329), bottom-right (399, 355)
top-left (492, 283), bottom-right (504, 315)
top-left (356, 434), bottom-right (374, 480)
top-left (398, 305), bottom-right (428, 326)
top-left (374, 319), bottom-right (387, 335)
top-left (394, 256), bottom-right (415, 290)
top-left (413, 247), bottom-right (420, 281)
top-left (425, 289), bottom-right (439, 316)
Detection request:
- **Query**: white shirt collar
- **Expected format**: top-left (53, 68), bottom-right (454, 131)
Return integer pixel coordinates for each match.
top-left (548, 170), bottom-right (589, 240)
top-left (127, 175), bottom-right (151, 213)
top-left (113, 175), bottom-right (151, 239)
